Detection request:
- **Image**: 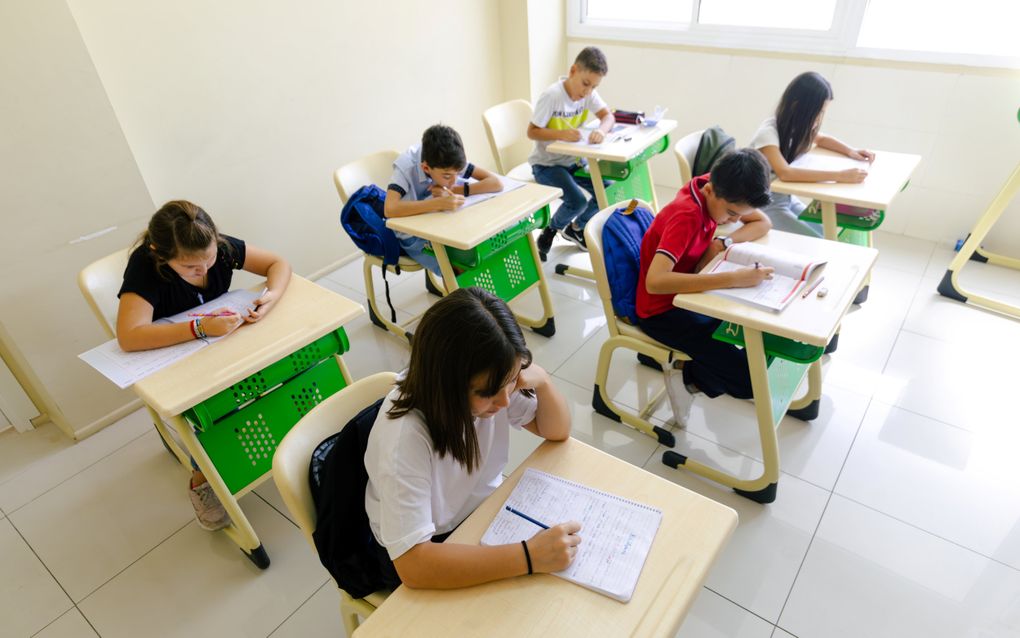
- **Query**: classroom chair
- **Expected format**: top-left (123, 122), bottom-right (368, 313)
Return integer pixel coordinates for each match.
top-left (334, 151), bottom-right (445, 344)
top-left (673, 129), bottom-right (704, 185)
top-left (482, 99), bottom-right (536, 183)
top-left (584, 201), bottom-right (691, 448)
top-left (272, 371), bottom-right (396, 635)
top-left (77, 250), bottom-right (191, 467)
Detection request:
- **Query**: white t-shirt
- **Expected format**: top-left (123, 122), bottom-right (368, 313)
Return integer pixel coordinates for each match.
top-left (364, 385), bottom-right (538, 560)
top-left (529, 77), bottom-right (608, 168)
top-left (749, 117), bottom-right (782, 178)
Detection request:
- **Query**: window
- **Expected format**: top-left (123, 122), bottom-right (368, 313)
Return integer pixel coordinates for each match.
top-left (569, 0), bottom-right (1020, 69)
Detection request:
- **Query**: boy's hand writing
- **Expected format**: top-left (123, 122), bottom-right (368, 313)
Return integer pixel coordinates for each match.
top-left (527, 521), bottom-right (582, 573)
top-left (588, 130), bottom-right (605, 144)
top-left (434, 188), bottom-right (464, 211)
top-left (836, 167), bottom-right (868, 183)
top-left (731, 266), bottom-right (774, 288)
top-left (560, 129), bottom-right (582, 142)
top-left (203, 309), bottom-right (243, 336)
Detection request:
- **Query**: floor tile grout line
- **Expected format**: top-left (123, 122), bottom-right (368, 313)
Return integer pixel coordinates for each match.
top-left (265, 578), bottom-right (332, 637)
top-left (1, 425), bottom-right (155, 517)
top-left (73, 518), bottom-right (194, 606)
top-left (771, 385), bottom-right (876, 630)
top-left (252, 489), bottom-right (300, 530)
top-left (5, 514), bottom-right (77, 612)
top-left (701, 585), bottom-right (780, 629)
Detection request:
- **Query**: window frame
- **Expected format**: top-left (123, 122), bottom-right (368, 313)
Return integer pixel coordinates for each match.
top-left (567, 0), bottom-right (1020, 70)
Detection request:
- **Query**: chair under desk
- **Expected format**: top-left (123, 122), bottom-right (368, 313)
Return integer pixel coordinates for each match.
top-left (352, 437), bottom-right (737, 638)
top-left (663, 231), bottom-right (878, 503)
top-left (546, 119), bottom-right (677, 280)
top-left (132, 275), bottom-right (363, 568)
top-left (386, 182), bottom-right (561, 336)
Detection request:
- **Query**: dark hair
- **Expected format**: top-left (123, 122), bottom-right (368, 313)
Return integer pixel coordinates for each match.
top-left (775, 72), bottom-right (833, 163)
top-left (710, 148), bottom-right (772, 208)
top-left (574, 46), bottom-right (608, 75)
top-left (136, 200), bottom-right (229, 277)
top-left (387, 287), bottom-right (532, 473)
top-left (421, 124), bottom-right (466, 170)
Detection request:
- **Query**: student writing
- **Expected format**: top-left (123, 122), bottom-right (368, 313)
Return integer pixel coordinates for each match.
top-left (636, 150), bottom-right (774, 423)
top-left (529, 46), bottom-right (616, 260)
top-left (385, 124), bottom-right (503, 277)
top-left (117, 200), bottom-right (291, 530)
top-left (750, 71), bottom-right (875, 237)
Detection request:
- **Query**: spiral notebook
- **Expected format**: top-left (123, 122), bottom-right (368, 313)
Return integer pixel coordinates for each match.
top-left (480, 468), bottom-right (662, 602)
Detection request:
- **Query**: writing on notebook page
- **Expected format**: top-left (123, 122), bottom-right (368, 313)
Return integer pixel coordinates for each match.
top-left (705, 242), bottom-right (826, 312)
top-left (481, 468), bottom-right (661, 602)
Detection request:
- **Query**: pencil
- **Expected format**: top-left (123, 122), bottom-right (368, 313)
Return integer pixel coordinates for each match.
top-left (187, 312), bottom-right (237, 317)
top-left (505, 506), bottom-right (550, 530)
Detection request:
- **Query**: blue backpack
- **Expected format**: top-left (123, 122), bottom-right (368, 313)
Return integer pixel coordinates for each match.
top-left (602, 202), bottom-right (654, 324)
top-left (339, 184), bottom-right (404, 321)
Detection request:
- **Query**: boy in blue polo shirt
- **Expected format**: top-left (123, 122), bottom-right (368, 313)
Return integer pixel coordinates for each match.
top-left (636, 149), bottom-right (773, 423)
top-left (528, 46), bottom-right (615, 261)
top-left (385, 124), bottom-right (503, 275)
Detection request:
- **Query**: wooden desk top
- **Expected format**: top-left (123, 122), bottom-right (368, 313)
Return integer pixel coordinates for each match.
top-left (547, 119), bottom-right (678, 163)
top-left (354, 437), bottom-right (737, 638)
top-left (385, 183), bottom-right (561, 250)
top-left (134, 275), bottom-right (363, 418)
top-left (770, 148), bottom-right (921, 209)
top-left (674, 231), bottom-right (878, 346)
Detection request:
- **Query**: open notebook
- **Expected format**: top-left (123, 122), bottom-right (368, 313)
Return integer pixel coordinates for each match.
top-left (704, 243), bottom-right (826, 311)
top-left (480, 468), bottom-right (662, 603)
top-left (79, 289), bottom-right (259, 389)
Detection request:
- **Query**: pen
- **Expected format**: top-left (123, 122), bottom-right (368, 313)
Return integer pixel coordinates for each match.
top-left (505, 506), bottom-right (549, 529)
top-left (801, 276), bottom-right (825, 299)
top-left (754, 261), bottom-right (761, 270)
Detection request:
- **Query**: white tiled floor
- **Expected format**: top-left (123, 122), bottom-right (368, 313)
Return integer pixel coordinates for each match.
top-left (3, 228), bottom-right (1020, 637)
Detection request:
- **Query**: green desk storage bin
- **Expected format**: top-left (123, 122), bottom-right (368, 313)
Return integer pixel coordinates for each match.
top-left (188, 358), bottom-right (349, 494)
top-left (445, 206), bottom-right (549, 269)
top-left (799, 201), bottom-right (886, 232)
top-left (454, 234), bottom-right (541, 301)
top-left (185, 328), bottom-right (350, 428)
top-left (712, 322), bottom-right (823, 364)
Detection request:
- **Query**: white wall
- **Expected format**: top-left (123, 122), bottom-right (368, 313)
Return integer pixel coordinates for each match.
top-left (3, 0), bottom-right (507, 438)
top-left (0, 0), bottom-right (156, 438)
top-left (567, 41), bottom-right (1020, 254)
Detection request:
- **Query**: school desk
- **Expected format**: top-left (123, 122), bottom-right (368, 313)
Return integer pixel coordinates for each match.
top-left (386, 182), bottom-right (562, 336)
top-left (664, 230), bottom-right (877, 503)
top-left (938, 160), bottom-right (1020, 318)
top-left (133, 274), bottom-right (362, 568)
top-left (546, 119), bottom-right (678, 280)
top-left (352, 437), bottom-right (738, 638)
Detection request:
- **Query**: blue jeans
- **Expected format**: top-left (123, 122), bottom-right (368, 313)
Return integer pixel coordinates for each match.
top-left (396, 233), bottom-right (442, 277)
top-left (532, 164), bottom-right (602, 231)
top-left (762, 193), bottom-right (823, 238)
top-left (638, 308), bottom-right (753, 399)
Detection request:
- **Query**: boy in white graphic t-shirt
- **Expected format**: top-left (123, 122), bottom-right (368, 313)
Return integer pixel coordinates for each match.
top-left (528, 46), bottom-right (615, 260)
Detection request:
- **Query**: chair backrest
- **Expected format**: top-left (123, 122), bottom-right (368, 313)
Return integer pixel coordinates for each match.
top-left (272, 371), bottom-right (397, 550)
top-left (334, 150), bottom-right (400, 205)
top-left (482, 99), bottom-right (533, 175)
top-left (585, 200), bottom-right (653, 338)
top-left (78, 248), bottom-right (131, 338)
top-left (673, 129), bottom-right (704, 185)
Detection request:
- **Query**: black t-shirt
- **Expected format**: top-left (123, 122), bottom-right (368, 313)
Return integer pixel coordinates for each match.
top-left (118, 235), bottom-right (247, 320)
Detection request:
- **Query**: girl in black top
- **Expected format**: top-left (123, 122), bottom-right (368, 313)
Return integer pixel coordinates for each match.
top-left (118, 200), bottom-right (291, 529)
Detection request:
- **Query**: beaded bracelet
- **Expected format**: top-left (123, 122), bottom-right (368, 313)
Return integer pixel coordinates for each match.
top-left (194, 317), bottom-right (207, 339)
top-left (189, 319), bottom-right (199, 339)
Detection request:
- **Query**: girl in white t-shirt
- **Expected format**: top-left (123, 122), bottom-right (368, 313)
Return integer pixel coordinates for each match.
top-left (749, 71), bottom-right (876, 237)
top-left (364, 287), bottom-right (579, 589)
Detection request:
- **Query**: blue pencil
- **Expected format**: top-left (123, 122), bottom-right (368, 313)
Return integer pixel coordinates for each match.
top-left (505, 506), bottom-right (549, 529)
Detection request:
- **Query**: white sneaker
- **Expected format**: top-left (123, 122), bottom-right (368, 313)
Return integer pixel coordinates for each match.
top-left (189, 480), bottom-right (231, 531)
top-left (664, 362), bottom-right (696, 428)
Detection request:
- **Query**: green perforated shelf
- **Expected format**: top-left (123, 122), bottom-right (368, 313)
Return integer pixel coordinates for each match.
top-left (454, 235), bottom-right (540, 301)
top-left (184, 328), bottom-right (350, 429)
top-left (444, 206), bottom-right (549, 269)
top-left (712, 322), bottom-right (823, 364)
top-left (799, 201), bottom-right (886, 231)
top-left (188, 358), bottom-right (349, 494)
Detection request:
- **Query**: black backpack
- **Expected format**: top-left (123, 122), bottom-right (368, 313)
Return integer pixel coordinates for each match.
top-left (692, 126), bottom-right (736, 176)
top-left (310, 398), bottom-right (400, 598)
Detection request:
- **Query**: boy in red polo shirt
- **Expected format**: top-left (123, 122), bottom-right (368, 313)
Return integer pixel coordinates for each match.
top-left (637, 149), bottom-right (774, 423)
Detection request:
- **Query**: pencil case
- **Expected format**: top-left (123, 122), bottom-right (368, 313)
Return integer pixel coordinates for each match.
top-left (613, 109), bottom-right (644, 125)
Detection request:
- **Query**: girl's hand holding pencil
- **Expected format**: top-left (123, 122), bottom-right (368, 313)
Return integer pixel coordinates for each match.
top-left (199, 308), bottom-right (243, 337)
